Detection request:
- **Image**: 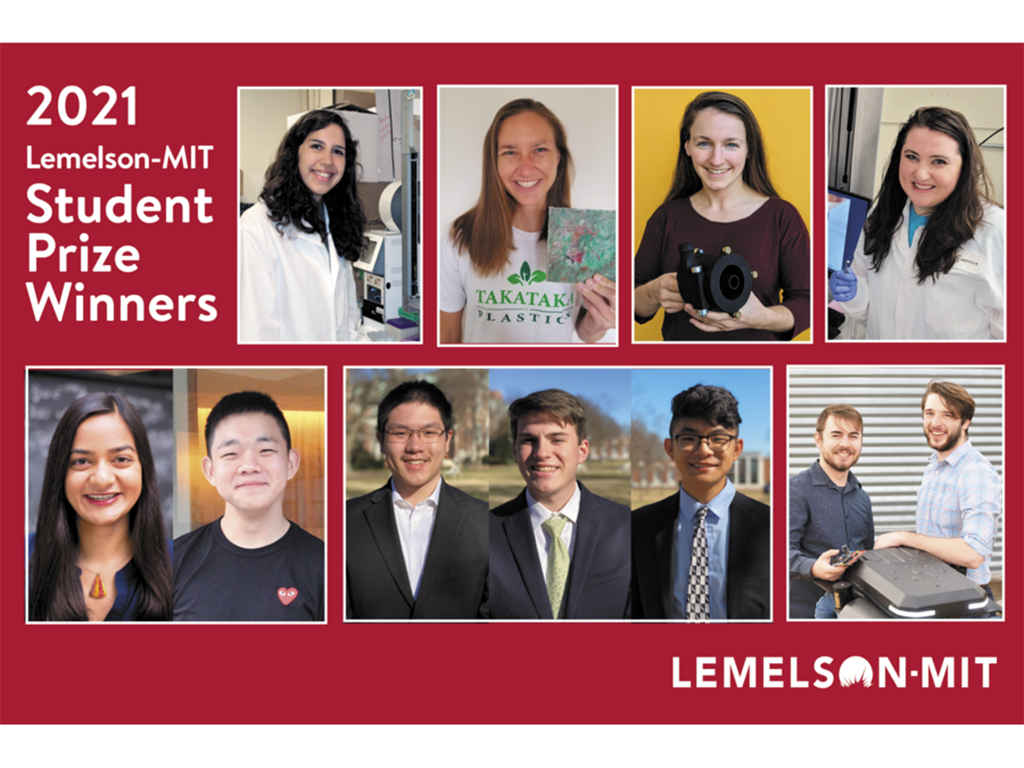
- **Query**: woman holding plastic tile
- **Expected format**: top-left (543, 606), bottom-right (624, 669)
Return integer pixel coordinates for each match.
top-left (439, 98), bottom-right (616, 344)
top-left (633, 91), bottom-right (810, 342)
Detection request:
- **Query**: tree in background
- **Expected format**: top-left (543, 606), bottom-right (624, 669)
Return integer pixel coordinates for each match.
top-left (346, 369), bottom-right (489, 469)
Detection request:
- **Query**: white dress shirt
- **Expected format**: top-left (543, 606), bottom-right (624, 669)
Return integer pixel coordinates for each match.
top-left (526, 484), bottom-right (581, 581)
top-left (391, 478), bottom-right (442, 599)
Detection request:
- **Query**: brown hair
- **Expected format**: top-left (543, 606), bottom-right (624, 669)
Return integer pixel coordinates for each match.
top-left (815, 404), bottom-right (864, 434)
top-left (664, 91), bottom-right (779, 204)
top-left (451, 99), bottom-right (574, 277)
top-left (921, 381), bottom-right (975, 422)
top-left (508, 388), bottom-right (587, 443)
top-left (862, 107), bottom-right (996, 283)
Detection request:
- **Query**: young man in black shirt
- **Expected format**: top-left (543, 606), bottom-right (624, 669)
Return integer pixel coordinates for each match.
top-left (173, 391), bottom-right (324, 621)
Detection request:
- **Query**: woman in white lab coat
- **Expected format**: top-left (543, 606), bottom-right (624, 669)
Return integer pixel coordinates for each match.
top-left (830, 107), bottom-right (1003, 340)
top-left (240, 109), bottom-right (367, 342)
top-left (439, 98), bottom-right (616, 344)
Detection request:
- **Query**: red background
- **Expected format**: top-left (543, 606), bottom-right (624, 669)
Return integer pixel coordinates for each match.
top-left (1, 43), bottom-right (1020, 724)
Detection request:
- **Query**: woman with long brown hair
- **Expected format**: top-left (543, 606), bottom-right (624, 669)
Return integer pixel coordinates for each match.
top-left (29, 392), bottom-right (172, 621)
top-left (830, 107), bottom-right (1003, 339)
top-left (439, 98), bottom-right (616, 344)
top-left (633, 91), bottom-right (810, 341)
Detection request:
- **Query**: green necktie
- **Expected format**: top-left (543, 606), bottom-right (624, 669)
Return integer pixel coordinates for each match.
top-left (542, 516), bottom-right (570, 619)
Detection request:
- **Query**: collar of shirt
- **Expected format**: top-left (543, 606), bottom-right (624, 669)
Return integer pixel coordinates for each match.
top-left (908, 204), bottom-right (930, 247)
top-left (390, 475), bottom-right (443, 510)
top-left (673, 479), bottom-right (734, 620)
top-left (526, 483), bottom-right (581, 582)
top-left (929, 439), bottom-right (973, 469)
top-left (295, 203), bottom-right (333, 256)
top-left (678, 479), bottom-right (736, 525)
top-left (809, 460), bottom-right (862, 494)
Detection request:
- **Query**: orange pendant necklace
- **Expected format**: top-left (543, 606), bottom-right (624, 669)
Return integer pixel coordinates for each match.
top-left (78, 553), bottom-right (132, 599)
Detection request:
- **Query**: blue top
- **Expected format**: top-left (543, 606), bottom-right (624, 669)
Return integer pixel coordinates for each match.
top-left (908, 206), bottom-right (930, 247)
top-left (673, 479), bottom-right (735, 620)
top-left (917, 440), bottom-right (1000, 585)
top-left (28, 533), bottom-right (171, 622)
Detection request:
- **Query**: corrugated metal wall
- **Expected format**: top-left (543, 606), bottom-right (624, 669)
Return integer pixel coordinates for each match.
top-left (788, 366), bottom-right (1004, 579)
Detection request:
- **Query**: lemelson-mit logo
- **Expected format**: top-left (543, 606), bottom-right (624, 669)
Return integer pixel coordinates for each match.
top-left (671, 655), bottom-right (997, 689)
top-left (475, 261), bottom-right (573, 326)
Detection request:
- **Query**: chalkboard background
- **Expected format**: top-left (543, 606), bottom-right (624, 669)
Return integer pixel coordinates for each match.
top-left (26, 370), bottom-right (174, 535)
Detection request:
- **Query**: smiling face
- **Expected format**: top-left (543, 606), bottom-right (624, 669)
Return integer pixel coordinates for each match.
top-left (380, 401), bottom-right (452, 504)
top-left (685, 108), bottom-right (749, 194)
top-left (298, 124), bottom-right (347, 204)
top-left (898, 126), bottom-right (963, 216)
top-left (665, 418), bottom-right (743, 504)
top-left (64, 412), bottom-right (142, 531)
top-left (815, 415), bottom-right (862, 475)
top-left (202, 413), bottom-right (300, 518)
top-left (513, 413), bottom-right (589, 512)
top-left (922, 392), bottom-right (970, 459)
top-left (496, 111), bottom-right (561, 228)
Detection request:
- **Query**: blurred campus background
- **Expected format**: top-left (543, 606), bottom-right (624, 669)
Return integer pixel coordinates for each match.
top-left (345, 368), bottom-right (771, 511)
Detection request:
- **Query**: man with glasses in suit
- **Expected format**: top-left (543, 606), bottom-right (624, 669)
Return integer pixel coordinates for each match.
top-left (631, 384), bottom-right (770, 620)
top-left (346, 381), bottom-right (488, 619)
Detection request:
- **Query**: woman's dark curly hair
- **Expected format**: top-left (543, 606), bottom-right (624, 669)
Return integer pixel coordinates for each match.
top-left (863, 107), bottom-right (996, 284)
top-left (260, 109), bottom-right (368, 262)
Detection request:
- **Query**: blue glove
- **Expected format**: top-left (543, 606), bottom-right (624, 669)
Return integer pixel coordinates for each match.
top-left (829, 267), bottom-right (858, 302)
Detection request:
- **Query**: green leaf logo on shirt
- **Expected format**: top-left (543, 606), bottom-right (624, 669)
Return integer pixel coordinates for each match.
top-left (507, 261), bottom-right (546, 285)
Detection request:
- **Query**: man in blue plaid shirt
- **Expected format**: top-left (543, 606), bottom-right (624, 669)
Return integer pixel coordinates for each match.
top-left (875, 381), bottom-right (1001, 602)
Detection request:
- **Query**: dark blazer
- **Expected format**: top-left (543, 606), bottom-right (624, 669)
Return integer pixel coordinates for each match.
top-left (489, 483), bottom-right (630, 619)
top-left (346, 479), bottom-right (488, 619)
top-left (631, 490), bottom-right (770, 620)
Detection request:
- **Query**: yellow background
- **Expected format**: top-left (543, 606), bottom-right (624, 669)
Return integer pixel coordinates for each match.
top-left (633, 88), bottom-right (812, 342)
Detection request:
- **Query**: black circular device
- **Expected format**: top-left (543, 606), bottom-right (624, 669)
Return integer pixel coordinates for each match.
top-left (707, 250), bottom-right (752, 313)
top-left (676, 244), bottom-right (753, 315)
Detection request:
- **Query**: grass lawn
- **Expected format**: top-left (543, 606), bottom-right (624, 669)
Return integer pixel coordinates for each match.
top-left (346, 468), bottom-right (767, 513)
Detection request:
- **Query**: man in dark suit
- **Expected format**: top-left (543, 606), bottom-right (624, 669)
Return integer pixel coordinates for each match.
top-left (490, 389), bottom-right (630, 619)
top-left (632, 384), bottom-right (770, 620)
top-left (346, 381), bottom-right (488, 619)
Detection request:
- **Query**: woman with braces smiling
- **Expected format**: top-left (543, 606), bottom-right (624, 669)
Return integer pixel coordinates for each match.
top-left (240, 109), bottom-right (367, 343)
top-left (29, 392), bottom-right (172, 621)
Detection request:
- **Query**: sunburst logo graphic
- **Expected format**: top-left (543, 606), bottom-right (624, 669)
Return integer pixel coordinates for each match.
top-left (838, 656), bottom-right (873, 688)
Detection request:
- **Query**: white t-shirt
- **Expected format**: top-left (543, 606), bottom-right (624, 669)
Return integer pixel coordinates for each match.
top-left (439, 226), bottom-right (580, 343)
top-left (239, 202), bottom-right (365, 343)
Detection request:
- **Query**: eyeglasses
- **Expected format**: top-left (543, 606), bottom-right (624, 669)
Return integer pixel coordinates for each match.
top-left (384, 428), bottom-right (447, 444)
top-left (671, 433), bottom-right (737, 452)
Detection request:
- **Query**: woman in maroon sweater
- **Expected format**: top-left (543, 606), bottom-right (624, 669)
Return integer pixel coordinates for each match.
top-left (633, 91), bottom-right (809, 342)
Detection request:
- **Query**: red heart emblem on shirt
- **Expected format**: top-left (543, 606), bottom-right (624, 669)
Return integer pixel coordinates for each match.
top-left (277, 587), bottom-right (298, 606)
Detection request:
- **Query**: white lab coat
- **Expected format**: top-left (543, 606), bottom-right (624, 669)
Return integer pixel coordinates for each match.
top-left (239, 202), bottom-right (365, 342)
top-left (840, 201), bottom-right (1004, 340)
